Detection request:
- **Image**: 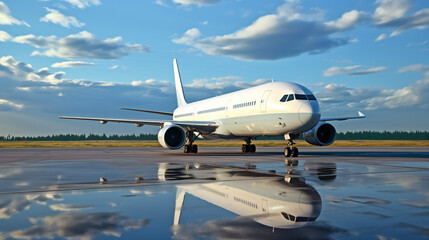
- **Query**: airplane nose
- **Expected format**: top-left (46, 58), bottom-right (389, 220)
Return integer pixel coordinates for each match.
top-left (298, 102), bottom-right (320, 125)
top-left (299, 190), bottom-right (322, 217)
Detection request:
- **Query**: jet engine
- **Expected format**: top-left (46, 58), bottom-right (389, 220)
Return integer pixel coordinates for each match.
top-left (158, 124), bottom-right (187, 149)
top-left (303, 122), bottom-right (336, 146)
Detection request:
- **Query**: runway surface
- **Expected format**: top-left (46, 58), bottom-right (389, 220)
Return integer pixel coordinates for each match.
top-left (0, 147), bottom-right (428, 239)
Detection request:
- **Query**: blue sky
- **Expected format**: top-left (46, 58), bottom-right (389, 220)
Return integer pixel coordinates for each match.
top-left (0, 0), bottom-right (428, 136)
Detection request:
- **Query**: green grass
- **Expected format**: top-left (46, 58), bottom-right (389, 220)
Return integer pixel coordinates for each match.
top-left (1, 140), bottom-right (429, 148)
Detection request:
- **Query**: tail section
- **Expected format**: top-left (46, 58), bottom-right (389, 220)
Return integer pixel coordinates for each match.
top-left (173, 59), bottom-right (187, 107)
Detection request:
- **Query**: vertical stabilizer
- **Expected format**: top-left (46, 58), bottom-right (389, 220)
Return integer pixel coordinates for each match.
top-left (173, 59), bottom-right (187, 107)
top-left (173, 188), bottom-right (186, 235)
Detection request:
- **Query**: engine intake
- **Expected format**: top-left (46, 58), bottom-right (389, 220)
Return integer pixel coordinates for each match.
top-left (303, 122), bottom-right (336, 146)
top-left (158, 124), bottom-right (186, 149)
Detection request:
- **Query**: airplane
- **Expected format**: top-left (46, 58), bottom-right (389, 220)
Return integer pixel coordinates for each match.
top-left (157, 163), bottom-right (322, 231)
top-left (60, 59), bottom-right (365, 157)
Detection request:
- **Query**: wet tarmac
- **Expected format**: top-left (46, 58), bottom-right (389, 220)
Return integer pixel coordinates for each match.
top-left (0, 147), bottom-right (428, 239)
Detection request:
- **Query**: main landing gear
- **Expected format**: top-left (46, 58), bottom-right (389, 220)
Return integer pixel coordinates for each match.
top-left (241, 138), bottom-right (256, 153)
top-left (284, 133), bottom-right (299, 157)
top-left (184, 130), bottom-right (198, 154)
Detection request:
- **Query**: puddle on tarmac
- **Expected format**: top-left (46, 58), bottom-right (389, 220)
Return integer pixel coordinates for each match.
top-left (0, 159), bottom-right (428, 239)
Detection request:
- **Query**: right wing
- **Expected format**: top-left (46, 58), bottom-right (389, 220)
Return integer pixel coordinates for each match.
top-left (59, 116), bottom-right (218, 134)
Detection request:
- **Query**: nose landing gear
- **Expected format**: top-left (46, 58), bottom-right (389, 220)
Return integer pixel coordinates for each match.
top-left (284, 133), bottom-right (299, 157)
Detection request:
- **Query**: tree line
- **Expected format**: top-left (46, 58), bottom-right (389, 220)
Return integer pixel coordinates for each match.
top-left (335, 131), bottom-right (429, 140)
top-left (0, 131), bottom-right (428, 141)
top-left (0, 133), bottom-right (158, 141)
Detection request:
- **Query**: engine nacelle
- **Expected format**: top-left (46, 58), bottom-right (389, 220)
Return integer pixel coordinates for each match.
top-left (158, 124), bottom-right (186, 149)
top-left (303, 122), bottom-right (336, 146)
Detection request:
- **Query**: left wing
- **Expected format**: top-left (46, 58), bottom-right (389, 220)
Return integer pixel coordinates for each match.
top-left (320, 111), bottom-right (365, 122)
top-left (59, 116), bottom-right (218, 134)
top-left (120, 108), bottom-right (173, 116)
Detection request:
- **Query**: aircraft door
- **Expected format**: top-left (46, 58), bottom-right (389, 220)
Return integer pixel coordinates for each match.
top-left (225, 100), bottom-right (231, 117)
top-left (260, 90), bottom-right (271, 113)
top-left (261, 199), bottom-right (271, 220)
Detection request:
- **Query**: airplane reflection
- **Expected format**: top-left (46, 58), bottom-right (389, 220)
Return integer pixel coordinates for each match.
top-left (158, 163), bottom-right (324, 231)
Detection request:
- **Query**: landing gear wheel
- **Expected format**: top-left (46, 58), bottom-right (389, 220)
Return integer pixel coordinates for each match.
top-left (191, 145), bottom-right (198, 153)
top-left (184, 145), bottom-right (191, 153)
top-left (249, 144), bottom-right (256, 153)
top-left (241, 144), bottom-right (249, 153)
top-left (291, 147), bottom-right (299, 157)
top-left (284, 147), bottom-right (291, 157)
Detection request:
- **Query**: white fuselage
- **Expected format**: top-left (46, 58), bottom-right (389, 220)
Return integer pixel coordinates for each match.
top-left (176, 178), bottom-right (322, 228)
top-left (173, 82), bottom-right (321, 139)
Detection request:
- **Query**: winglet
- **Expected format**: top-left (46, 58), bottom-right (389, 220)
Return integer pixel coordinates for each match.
top-left (173, 59), bottom-right (187, 107)
top-left (358, 111), bottom-right (365, 117)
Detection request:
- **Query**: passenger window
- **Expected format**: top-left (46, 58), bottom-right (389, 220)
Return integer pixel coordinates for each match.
top-left (287, 94), bottom-right (294, 101)
top-left (280, 95), bottom-right (288, 102)
top-left (295, 94), bottom-right (307, 100)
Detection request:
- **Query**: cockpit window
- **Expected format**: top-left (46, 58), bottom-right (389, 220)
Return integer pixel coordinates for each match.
top-left (287, 94), bottom-right (294, 102)
top-left (281, 212), bottom-right (296, 221)
top-left (296, 217), bottom-right (308, 222)
top-left (280, 95), bottom-right (288, 102)
top-left (295, 94), bottom-right (307, 100)
top-left (281, 212), bottom-right (290, 220)
top-left (307, 94), bottom-right (317, 100)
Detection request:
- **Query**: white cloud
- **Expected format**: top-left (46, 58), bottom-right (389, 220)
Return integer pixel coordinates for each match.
top-left (373, 0), bottom-right (429, 38)
top-left (172, 1), bottom-right (362, 60)
top-left (5, 212), bottom-right (148, 240)
top-left (49, 204), bottom-right (92, 211)
top-left (51, 61), bottom-right (94, 68)
top-left (373, 0), bottom-right (411, 25)
top-left (0, 55), bottom-right (66, 85)
top-left (349, 66), bottom-right (388, 75)
top-left (186, 76), bottom-right (242, 89)
top-left (40, 8), bottom-right (85, 28)
top-left (375, 33), bottom-right (387, 41)
top-left (172, 28), bottom-right (201, 44)
top-left (317, 68), bottom-right (429, 111)
top-left (0, 1), bottom-right (30, 26)
top-left (0, 98), bottom-right (23, 110)
top-left (12, 31), bottom-right (148, 59)
top-left (323, 65), bottom-right (361, 77)
top-left (323, 65), bottom-right (387, 77)
top-left (0, 30), bottom-right (11, 41)
top-left (155, 0), bottom-right (169, 7)
top-left (63, 0), bottom-right (101, 9)
top-left (0, 55), bottom-right (177, 118)
top-left (398, 64), bottom-right (429, 73)
top-left (17, 87), bottom-right (31, 91)
top-left (173, 0), bottom-right (220, 6)
top-left (130, 79), bottom-right (171, 91)
top-left (12, 34), bottom-right (57, 48)
top-left (325, 10), bottom-right (363, 31)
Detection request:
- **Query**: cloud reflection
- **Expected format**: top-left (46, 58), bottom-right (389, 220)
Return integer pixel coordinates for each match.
top-left (5, 212), bottom-right (149, 240)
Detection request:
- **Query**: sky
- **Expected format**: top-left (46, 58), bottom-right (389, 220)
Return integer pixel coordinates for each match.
top-left (0, 0), bottom-right (428, 136)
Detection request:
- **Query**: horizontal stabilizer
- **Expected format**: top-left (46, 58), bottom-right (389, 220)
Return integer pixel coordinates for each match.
top-left (121, 108), bottom-right (173, 116)
top-left (320, 111), bottom-right (366, 122)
